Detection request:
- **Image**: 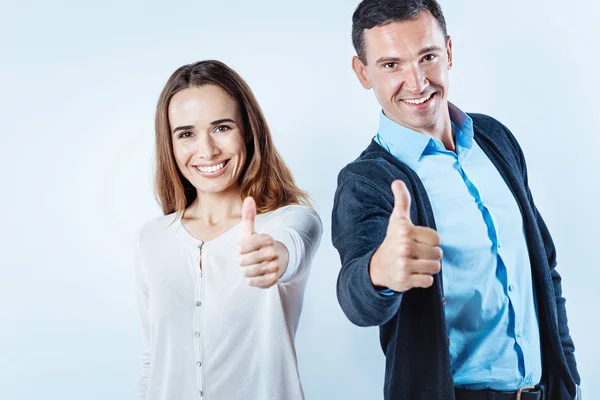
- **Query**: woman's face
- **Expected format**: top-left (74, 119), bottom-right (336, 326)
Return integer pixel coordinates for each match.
top-left (168, 84), bottom-right (247, 196)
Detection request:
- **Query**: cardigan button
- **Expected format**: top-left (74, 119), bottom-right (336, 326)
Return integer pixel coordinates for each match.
top-left (442, 296), bottom-right (447, 305)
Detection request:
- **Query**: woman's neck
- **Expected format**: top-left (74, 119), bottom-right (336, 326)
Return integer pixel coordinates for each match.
top-left (184, 186), bottom-right (243, 225)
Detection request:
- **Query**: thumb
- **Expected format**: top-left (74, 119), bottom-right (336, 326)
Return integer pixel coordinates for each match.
top-left (240, 196), bottom-right (256, 237)
top-left (391, 180), bottom-right (412, 223)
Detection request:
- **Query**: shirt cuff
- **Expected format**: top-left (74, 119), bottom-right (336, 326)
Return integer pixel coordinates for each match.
top-left (378, 288), bottom-right (396, 296)
top-left (268, 226), bottom-right (301, 283)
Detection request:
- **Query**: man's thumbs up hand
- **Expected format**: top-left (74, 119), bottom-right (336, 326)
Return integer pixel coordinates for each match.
top-left (370, 180), bottom-right (443, 293)
top-left (391, 179), bottom-right (412, 222)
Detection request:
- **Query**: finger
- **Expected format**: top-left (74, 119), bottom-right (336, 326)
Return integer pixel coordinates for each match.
top-left (247, 272), bottom-right (278, 288)
top-left (242, 260), bottom-right (280, 278)
top-left (405, 259), bottom-right (441, 275)
top-left (397, 241), bottom-right (443, 261)
top-left (391, 180), bottom-right (412, 223)
top-left (240, 196), bottom-right (256, 238)
top-left (407, 273), bottom-right (435, 289)
top-left (238, 245), bottom-right (279, 266)
top-left (411, 226), bottom-right (442, 246)
top-left (239, 234), bottom-right (274, 255)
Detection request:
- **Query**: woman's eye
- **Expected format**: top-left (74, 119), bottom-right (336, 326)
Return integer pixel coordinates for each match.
top-left (179, 131), bottom-right (193, 138)
top-left (214, 125), bottom-right (231, 133)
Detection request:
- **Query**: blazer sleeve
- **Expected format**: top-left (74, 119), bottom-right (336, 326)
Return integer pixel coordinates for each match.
top-left (134, 238), bottom-right (152, 399)
top-left (332, 173), bottom-right (404, 327)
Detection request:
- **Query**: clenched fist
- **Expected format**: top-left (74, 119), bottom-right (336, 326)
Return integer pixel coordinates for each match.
top-left (238, 197), bottom-right (289, 288)
top-left (370, 180), bottom-right (442, 293)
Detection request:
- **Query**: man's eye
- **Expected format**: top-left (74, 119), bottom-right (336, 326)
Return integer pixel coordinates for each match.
top-left (423, 54), bottom-right (437, 62)
top-left (215, 125), bottom-right (231, 133)
top-left (384, 62), bottom-right (397, 69)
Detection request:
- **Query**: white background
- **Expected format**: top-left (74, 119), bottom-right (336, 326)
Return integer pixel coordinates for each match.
top-left (1, 0), bottom-right (598, 399)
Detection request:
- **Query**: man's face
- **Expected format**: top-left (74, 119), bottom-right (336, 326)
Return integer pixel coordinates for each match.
top-left (353, 11), bottom-right (453, 135)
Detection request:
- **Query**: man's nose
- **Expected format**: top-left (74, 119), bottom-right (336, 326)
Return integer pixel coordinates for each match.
top-left (403, 63), bottom-right (429, 94)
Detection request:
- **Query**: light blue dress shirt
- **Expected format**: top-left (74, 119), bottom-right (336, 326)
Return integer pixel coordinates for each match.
top-left (375, 104), bottom-right (542, 390)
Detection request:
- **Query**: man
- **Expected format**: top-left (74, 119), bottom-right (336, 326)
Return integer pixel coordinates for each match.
top-left (331, 0), bottom-right (581, 399)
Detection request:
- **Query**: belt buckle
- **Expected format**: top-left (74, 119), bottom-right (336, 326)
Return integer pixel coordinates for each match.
top-left (516, 385), bottom-right (536, 400)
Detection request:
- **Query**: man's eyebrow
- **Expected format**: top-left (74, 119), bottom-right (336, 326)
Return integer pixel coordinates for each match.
top-left (375, 56), bottom-right (405, 65)
top-left (375, 46), bottom-right (445, 65)
top-left (419, 45), bottom-right (445, 55)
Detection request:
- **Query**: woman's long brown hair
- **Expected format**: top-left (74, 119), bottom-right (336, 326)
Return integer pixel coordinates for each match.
top-left (154, 60), bottom-right (310, 215)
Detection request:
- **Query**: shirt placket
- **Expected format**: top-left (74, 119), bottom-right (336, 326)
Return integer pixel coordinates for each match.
top-left (496, 239), bottom-right (528, 381)
top-left (193, 242), bottom-right (206, 398)
top-left (465, 158), bottom-right (528, 382)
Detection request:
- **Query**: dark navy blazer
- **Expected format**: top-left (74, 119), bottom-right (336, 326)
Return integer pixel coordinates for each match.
top-left (332, 113), bottom-right (580, 399)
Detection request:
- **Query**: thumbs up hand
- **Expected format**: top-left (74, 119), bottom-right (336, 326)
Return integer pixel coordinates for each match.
top-left (369, 180), bottom-right (443, 293)
top-left (238, 196), bottom-right (283, 288)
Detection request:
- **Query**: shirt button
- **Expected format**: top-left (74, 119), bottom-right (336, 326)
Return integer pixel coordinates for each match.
top-left (198, 390), bottom-right (203, 396)
top-left (516, 330), bottom-right (523, 338)
top-left (442, 296), bottom-right (447, 305)
top-left (195, 332), bottom-right (200, 338)
top-left (508, 284), bottom-right (514, 292)
top-left (197, 361), bottom-right (202, 367)
top-left (196, 301), bottom-right (202, 307)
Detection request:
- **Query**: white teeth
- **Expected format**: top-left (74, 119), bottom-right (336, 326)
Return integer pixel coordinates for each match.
top-left (403, 93), bottom-right (433, 105)
top-left (196, 162), bottom-right (225, 173)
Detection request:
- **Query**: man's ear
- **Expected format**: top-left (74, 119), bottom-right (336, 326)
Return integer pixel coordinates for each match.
top-left (446, 36), bottom-right (453, 69)
top-left (352, 56), bottom-right (372, 89)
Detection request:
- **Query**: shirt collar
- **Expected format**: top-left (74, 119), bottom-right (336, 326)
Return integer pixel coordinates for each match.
top-left (449, 102), bottom-right (474, 153)
top-left (375, 102), bottom-right (474, 164)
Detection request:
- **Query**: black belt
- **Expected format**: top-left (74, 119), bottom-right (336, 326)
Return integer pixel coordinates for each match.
top-left (455, 386), bottom-right (544, 400)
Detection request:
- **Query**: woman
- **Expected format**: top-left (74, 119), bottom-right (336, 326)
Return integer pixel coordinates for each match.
top-left (134, 60), bottom-right (322, 399)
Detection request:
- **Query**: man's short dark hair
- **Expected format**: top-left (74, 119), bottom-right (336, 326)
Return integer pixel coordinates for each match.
top-left (352, 0), bottom-right (448, 64)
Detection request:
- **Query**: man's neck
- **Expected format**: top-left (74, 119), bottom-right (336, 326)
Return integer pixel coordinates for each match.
top-left (416, 111), bottom-right (455, 152)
